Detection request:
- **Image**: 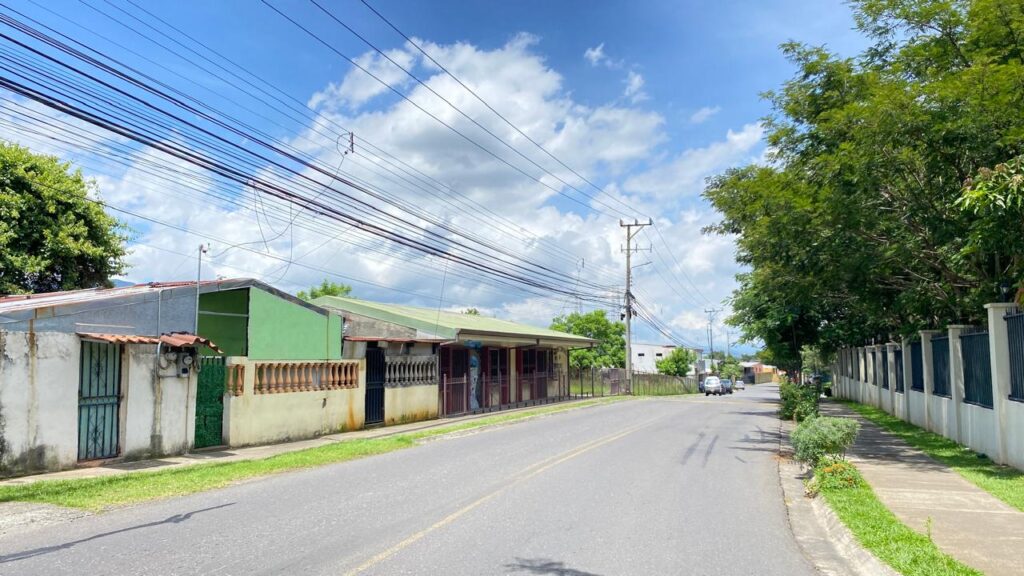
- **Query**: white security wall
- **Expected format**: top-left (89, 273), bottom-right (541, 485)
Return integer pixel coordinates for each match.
top-left (0, 331), bottom-right (79, 475)
top-left (832, 302), bottom-right (1024, 470)
top-left (122, 347), bottom-right (196, 459)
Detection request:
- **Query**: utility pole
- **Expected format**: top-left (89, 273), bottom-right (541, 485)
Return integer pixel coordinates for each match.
top-left (704, 307), bottom-right (722, 373)
top-left (621, 218), bottom-right (652, 394)
top-left (195, 243), bottom-right (209, 334)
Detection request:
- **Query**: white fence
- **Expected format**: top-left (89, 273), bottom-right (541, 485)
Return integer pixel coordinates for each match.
top-left (833, 302), bottom-right (1024, 470)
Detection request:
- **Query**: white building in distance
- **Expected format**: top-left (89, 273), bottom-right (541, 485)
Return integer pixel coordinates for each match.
top-left (631, 343), bottom-right (703, 374)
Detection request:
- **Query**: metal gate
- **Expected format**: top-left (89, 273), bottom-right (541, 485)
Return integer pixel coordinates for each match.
top-left (195, 357), bottom-right (226, 449)
top-left (78, 340), bottom-right (122, 461)
top-left (365, 348), bottom-right (386, 425)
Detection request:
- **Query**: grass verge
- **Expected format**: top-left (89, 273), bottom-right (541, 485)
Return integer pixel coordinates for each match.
top-left (0, 397), bottom-right (623, 511)
top-left (839, 400), bottom-right (1024, 512)
top-left (815, 460), bottom-right (981, 576)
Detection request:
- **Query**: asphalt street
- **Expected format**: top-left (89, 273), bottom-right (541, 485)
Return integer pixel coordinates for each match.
top-left (0, 384), bottom-right (816, 575)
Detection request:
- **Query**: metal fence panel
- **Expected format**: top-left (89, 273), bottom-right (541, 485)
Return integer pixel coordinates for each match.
top-left (910, 342), bottom-right (923, 391)
top-left (932, 336), bottom-right (951, 397)
top-left (894, 348), bottom-right (904, 392)
top-left (961, 331), bottom-right (992, 408)
top-left (1009, 312), bottom-right (1024, 401)
top-left (881, 350), bottom-right (890, 389)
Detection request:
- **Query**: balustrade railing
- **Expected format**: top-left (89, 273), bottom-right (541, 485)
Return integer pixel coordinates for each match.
top-left (254, 361), bottom-right (359, 394)
top-left (385, 355), bottom-right (438, 387)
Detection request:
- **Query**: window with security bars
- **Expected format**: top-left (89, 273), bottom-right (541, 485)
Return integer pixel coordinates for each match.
top-left (894, 349), bottom-right (904, 393)
top-left (932, 336), bottom-right (951, 397)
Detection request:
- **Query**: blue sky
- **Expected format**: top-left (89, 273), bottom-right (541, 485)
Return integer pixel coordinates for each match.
top-left (2, 0), bottom-right (866, 353)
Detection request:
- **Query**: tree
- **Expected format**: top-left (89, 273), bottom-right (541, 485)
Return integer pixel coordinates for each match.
top-left (718, 356), bottom-right (743, 381)
top-left (463, 308), bottom-right (480, 315)
top-left (0, 142), bottom-right (127, 294)
top-left (297, 280), bottom-right (352, 301)
top-left (655, 348), bottom-right (696, 377)
top-left (550, 310), bottom-right (625, 369)
top-left (703, 0), bottom-right (1024, 364)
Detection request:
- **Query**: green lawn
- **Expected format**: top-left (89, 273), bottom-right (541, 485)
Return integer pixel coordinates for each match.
top-left (839, 400), bottom-right (1024, 512)
top-left (0, 397), bottom-right (623, 511)
top-left (816, 461), bottom-right (981, 576)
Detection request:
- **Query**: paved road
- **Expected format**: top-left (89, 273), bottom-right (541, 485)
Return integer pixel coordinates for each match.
top-left (0, 385), bottom-right (816, 575)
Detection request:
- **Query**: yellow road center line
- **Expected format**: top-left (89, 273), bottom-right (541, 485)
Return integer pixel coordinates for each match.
top-left (341, 422), bottom-right (653, 576)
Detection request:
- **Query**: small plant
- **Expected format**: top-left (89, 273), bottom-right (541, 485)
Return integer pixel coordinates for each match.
top-left (791, 416), bottom-right (860, 467)
top-left (925, 516), bottom-right (934, 542)
top-left (779, 377), bottom-right (820, 422)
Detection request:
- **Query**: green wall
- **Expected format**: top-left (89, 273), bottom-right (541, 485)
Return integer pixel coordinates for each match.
top-left (247, 287), bottom-right (342, 360)
top-left (198, 289), bottom-right (249, 356)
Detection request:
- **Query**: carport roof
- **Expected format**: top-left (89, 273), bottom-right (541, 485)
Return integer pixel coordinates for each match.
top-left (313, 296), bottom-right (595, 346)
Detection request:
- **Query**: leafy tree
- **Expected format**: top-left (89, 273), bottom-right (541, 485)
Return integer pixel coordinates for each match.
top-left (718, 356), bottom-right (743, 381)
top-left (704, 0), bottom-right (1024, 367)
top-left (297, 280), bottom-right (352, 301)
top-left (655, 347), bottom-right (696, 377)
top-left (463, 307), bottom-right (480, 315)
top-left (550, 310), bottom-right (625, 369)
top-left (0, 142), bottom-right (127, 294)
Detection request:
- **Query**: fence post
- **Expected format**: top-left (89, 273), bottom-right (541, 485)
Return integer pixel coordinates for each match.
top-left (886, 342), bottom-right (898, 415)
top-left (920, 330), bottom-right (940, 432)
top-left (948, 325), bottom-right (969, 444)
top-left (986, 303), bottom-right (1016, 465)
top-left (901, 337), bottom-right (913, 422)
top-left (859, 346), bottom-right (868, 404)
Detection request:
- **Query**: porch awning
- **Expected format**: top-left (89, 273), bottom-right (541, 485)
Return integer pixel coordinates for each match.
top-left (77, 332), bottom-right (223, 353)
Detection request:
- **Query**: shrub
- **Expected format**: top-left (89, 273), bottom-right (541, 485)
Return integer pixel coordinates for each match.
top-left (779, 378), bottom-right (819, 422)
top-left (791, 416), bottom-right (860, 466)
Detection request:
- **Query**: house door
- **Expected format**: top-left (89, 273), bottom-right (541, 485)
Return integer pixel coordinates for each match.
top-left (194, 356), bottom-right (225, 449)
top-left (78, 341), bottom-right (122, 461)
top-left (365, 347), bottom-right (386, 425)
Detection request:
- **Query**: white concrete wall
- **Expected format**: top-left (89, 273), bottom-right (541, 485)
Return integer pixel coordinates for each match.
top-left (960, 403), bottom-right (998, 459)
top-left (0, 331), bottom-right (80, 475)
top-left (224, 358), bottom-right (366, 447)
top-left (121, 347), bottom-right (196, 460)
top-left (833, 304), bottom-right (1024, 471)
top-left (0, 332), bottom-right (197, 477)
top-left (907, 390), bottom-right (927, 428)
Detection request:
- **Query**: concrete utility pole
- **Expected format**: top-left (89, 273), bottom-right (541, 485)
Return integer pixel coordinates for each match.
top-left (620, 218), bottom-right (652, 394)
top-left (195, 243), bottom-right (209, 334)
top-left (704, 308), bottom-right (722, 373)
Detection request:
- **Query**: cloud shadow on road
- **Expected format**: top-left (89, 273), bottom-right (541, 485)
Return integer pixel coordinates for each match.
top-left (505, 557), bottom-right (602, 575)
top-left (0, 503), bottom-right (235, 564)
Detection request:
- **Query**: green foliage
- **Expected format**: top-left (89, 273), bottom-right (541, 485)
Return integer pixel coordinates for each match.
top-left (703, 0), bottom-right (1024, 361)
top-left (791, 416), bottom-right (860, 467)
top-left (550, 310), bottom-right (626, 369)
top-left (297, 279), bottom-right (352, 301)
top-left (779, 378), bottom-right (819, 422)
top-left (655, 347), bottom-right (696, 377)
top-left (0, 142), bottom-right (127, 294)
top-left (717, 356), bottom-right (743, 380)
top-left (462, 307), bottom-right (480, 315)
top-left (817, 460), bottom-right (981, 576)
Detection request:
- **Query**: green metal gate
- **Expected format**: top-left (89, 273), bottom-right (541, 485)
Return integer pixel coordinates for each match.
top-left (194, 357), bottom-right (226, 449)
top-left (78, 340), bottom-right (122, 461)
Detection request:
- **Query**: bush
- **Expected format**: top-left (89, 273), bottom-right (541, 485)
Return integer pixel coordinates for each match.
top-left (791, 416), bottom-right (860, 467)
top-left (779, 378), bottom-right (819, 422)
top-left (807, 458), bottom-right (865, 496)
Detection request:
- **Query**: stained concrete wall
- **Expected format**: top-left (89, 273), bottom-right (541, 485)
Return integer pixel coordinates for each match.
top-left (0, 331), bottom-right (196, 477)
top-left (960, 403), bottom-right (998, 460)
top-left (384, 385), bottom-right (438, 426)
top-left (908, 390), bottom-right (927, 428)
top-left (223, 358), bottom-right (365, 447)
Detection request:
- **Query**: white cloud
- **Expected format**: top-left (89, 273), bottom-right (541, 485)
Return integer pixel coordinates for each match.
top-left (307, 47), bottom-right (419, 111)
top-left (584, 43), bottom-right (606, 66)
top-left (689, 105), bottom-right (721, 124)
top-left (623, 71), bottom-right (648, 104)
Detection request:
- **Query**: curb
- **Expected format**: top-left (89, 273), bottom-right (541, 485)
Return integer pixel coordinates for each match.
top-left (777, 419), bottom-right (898, 576)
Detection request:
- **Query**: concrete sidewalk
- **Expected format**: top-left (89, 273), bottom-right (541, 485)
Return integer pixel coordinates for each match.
top-left (0, 397), bottom-right (608, 488)
top-left (822, 401), bottom-right (1024, 576)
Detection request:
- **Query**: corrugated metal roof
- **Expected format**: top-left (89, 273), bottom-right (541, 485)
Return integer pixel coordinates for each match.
top-left (77, 332), bottom-right (223, 352)
top-left (344, 336), bottom-right (446, 343)
top-left (316, 296), bottom-right (596, 346)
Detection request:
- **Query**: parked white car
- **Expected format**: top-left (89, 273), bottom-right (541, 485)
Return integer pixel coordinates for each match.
top-left (704, 376), bottom-right (723, 396)
top-left (733, 379), bottom-right (746, 390)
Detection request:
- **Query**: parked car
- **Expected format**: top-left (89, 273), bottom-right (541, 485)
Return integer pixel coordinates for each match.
top-left (704, 376), bottom-right (723, 396)
top-left (721, 378), bottom-right (733, 394)
top-left (734, 378), bottom-right (746, 391)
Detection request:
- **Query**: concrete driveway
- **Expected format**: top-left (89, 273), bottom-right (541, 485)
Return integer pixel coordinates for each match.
top-left (0, 385), bottom-right (816, 575)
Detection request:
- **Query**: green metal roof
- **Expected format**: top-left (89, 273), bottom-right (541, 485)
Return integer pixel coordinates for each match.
top-left (312, 295), bottom-right (595, 345)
